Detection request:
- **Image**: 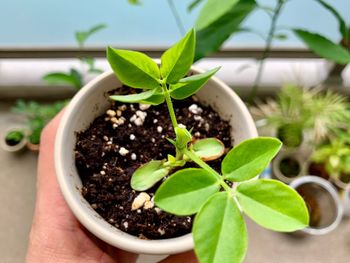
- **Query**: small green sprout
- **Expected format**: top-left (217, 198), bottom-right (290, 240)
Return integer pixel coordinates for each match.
top-left (5, 129), bottom-right (24, 146)
top-left (107, 28), bottom-right (309, 263)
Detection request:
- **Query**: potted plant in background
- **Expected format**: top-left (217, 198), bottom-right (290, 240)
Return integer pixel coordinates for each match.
top-left (12, 100), bottom-right (68, 152)
top-left (55, 29), bottom-right (309, 263)
top-left (290, 176), bottom-right (343, 235)
top-left (311, 135), bottom-right (350, 190)
top-left (251, 85), bottom-right (350, 183)
top-left (1, 128), bottom-right (27, 153)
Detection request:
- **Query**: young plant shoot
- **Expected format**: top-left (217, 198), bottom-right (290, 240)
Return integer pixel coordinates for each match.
top-left (107, 29), bottom-right (309, 263)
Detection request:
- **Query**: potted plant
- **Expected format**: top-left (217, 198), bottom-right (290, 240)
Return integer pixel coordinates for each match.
top-left (272, 148), bottom-right (308, 184)
top-left (12, 100), bottom-right (67, 152)
top-left (311, 137), bottom-right (350, 190)
top-left (290, 176), bottom-right (343, 235)
top-left (251, 85), bottom-right (350, 149)
top-left (1, 128), bottom-right (27, 153)
top-left (55, 29), bottom-right (309, 263)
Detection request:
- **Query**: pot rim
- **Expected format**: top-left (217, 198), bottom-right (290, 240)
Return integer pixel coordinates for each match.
top-left (1, 127), bottom-right (27, 153)
top-left (55, 67), bottom-right (257, 254)
top-left (289, 175), bottom-right (343, 235)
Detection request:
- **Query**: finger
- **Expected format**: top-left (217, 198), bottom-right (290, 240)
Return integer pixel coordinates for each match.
top-left (159, 251), bottom-right (198, 263)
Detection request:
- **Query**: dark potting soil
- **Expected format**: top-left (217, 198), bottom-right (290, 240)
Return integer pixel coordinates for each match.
top-left (308, 162), bottom-right (330, 180)
top-left (75, 86), bottom-right (233, 240)
top-left (279, 157), bottom-right (301, 178)
top-left (5, 138), bottom-right (20, 146)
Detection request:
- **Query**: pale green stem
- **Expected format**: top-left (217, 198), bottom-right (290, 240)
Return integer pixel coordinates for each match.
top-left (167, 0), bottom-right (186, 36)
top-left (248, 0), bottom-right (285, 104)
top-left (161, 82), bottom-right (178, 128)
top-left (183, 148), bottom-right (234, 194)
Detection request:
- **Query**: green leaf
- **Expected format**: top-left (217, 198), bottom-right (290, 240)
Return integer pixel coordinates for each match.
top-left (43, 69), bottom-right (82, 89)
top-left (110, 89), bottom-right (157, 103)
top-left (314, 0), bottom-right (349, 42)
top-left (107, 47), bottom-right (161, 89)
top-left (188, 0), bottom-right (204, 12)
top-left (154, 168), bottom-right (220, 215)
top-left (237, 179), bottom-right (309, 232)
top-left (192, 138), bottom-right (225, 161)
top-left (131, 160), bottom-right (170, 191)
top-left (293, 29), bottom-right (350, 64)
top-left (193, 192), bottom-right (247, 263)
top-left (222, 137), bottom-right (282, 182)
top-left (128, 0), bottom-right (141, 5)
top-left (274, 33), bottom-right (288, 40)
top-left (75, 24), bottom-right (107, 47)
top-left (175, 127), bottom-right (192, 149)
top-left (170, 67), bottom-right (220, 100)
top-left (195, 0), bottom-right (256, 60)
top-left (160, 29), bottom-right (195, 84)
top-left (140, 90), bottom-right (165, 105)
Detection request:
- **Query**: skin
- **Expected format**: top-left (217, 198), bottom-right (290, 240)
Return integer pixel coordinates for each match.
top-left (26, 111), bottom-right (198, 263)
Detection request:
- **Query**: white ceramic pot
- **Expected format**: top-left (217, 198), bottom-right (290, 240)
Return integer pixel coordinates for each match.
top-left (289, 176), bottom-right (343, 235)
top-left (55, 67), bottom-right (257, 255)
top-left (1, 127), bottom-right (27, 153)
top-left (341, 186), bottom-right (350, 217)
top-left (272, 148), bottom-right (308, 184)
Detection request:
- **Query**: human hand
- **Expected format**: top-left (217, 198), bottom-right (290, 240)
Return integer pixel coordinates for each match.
top-left (26, 111), bottom-right (197, 263)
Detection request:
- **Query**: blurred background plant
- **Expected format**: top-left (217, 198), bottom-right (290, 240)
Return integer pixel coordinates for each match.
top-left (250, 85), bottom-right (350, 147)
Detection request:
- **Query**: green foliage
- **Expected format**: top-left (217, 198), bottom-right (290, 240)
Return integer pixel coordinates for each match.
top-left (154, 168), bottom-right (220, 215)
top-left (75, 24), bottom-right (107, 47)
top-left (237, 179), bottom-right (309, 232)
top-left (312, 136), bottom-right (350, 180)
top-left (131, 160), bottom-right (170, 191)
top-left (192, 138), bottom-right (225, 161)
top-left (293, 29), bottom-right (350, 65)
top-left (160, 29), bottom-right (195, 84)
top-left (314, 0), bottom-right (349, 43)
top-left (170, 67), bottom-right (220, 100)
top-left (5, 130), bottom-right (24, 145)
top-left (222, 137), bottom-right (282, 182)
top-left (12, 100), bottom-right (67, 145)
top-left (188, 0), bottom-right (205, 12)
top-left (128, 0), bottom-right (141, 5)
top-left (193, 192), bottom-right (247, 263)
top-left (107, 47), bottom-right (160, 89)
top-left (194, 0), bottom-right (256, 61)
top-left (106, 29), bottom-right (308, 263)
top-left (43, 69), bottom-right (82, 90)
top-left (251, 85), bottom-right (350, 145)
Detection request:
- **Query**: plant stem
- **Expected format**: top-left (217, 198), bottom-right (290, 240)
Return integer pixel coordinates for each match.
top-left (167, 0), bottom-right (186, 35)
top-left (162, 82), bottom-right (178, 128)
top-left (183, 148), bottom-right (234, 194)
top-left (248, 0), bottom-right (285, 104)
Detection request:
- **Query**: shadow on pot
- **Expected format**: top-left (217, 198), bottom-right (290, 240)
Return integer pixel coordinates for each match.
top-left (290, 176), bottom-right (343, 235)
top-left (342, 186), bottom-right (350, 217)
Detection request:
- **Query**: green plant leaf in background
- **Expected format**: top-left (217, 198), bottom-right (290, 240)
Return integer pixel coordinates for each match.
top-left (107, 47), bottom-right (161, 89)
top-left (193, 192), bottom-right (247, 263)
top-left (170, 67), bottom-right (220, 100)
top-left (293, 29), bottom-right (350, 64)
top-left (192, 138), bottom-right (225, 161)
top-left (110, 89), bottom-right (158, 103)
top-left (237, 179), bottom-right (309, 232)
top-left (131, 160), bottom-right (170, 191)
top-left (75, 24), bottom-right (107, 47)
top-left (222, 137), bottom-right (282, 182)
top-left (128, 0), bottom-right (141, 5)
top-left (140, 91), bottom-right (165, 105)
top-left (314, 0), bottom-right (349, 43)
top-left (160, 29), bottom-right (195, 84)
top-left (43, 68), bottom-right (82, 89)
top-left (82, 57), bottom-right (104, 74)
top-left (195, 0), bottom-right (256, 60)
top-left (154, 168), bottom-right (220, 215)
top-left (188, 0), bottom-right (205, 12)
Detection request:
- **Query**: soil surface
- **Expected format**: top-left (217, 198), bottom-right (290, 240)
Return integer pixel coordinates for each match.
top-left (279, 157), bottom-right (301, 178)
top-left (75, 86), bottom-right (233, 239)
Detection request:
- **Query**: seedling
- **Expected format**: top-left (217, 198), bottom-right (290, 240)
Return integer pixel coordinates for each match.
top-left (107, 29), bottom-right (309, 263)
top-left (5, 129), bottom-right (25, 146)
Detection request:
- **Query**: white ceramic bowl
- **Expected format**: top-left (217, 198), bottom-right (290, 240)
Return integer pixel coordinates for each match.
top-left (55, 67), bottom-right (257, 254)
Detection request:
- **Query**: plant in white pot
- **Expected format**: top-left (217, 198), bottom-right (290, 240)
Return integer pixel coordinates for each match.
top-left (55, 29), bottom-right (309, 263)
top-left (1, 128), bottom-right (27, 153)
